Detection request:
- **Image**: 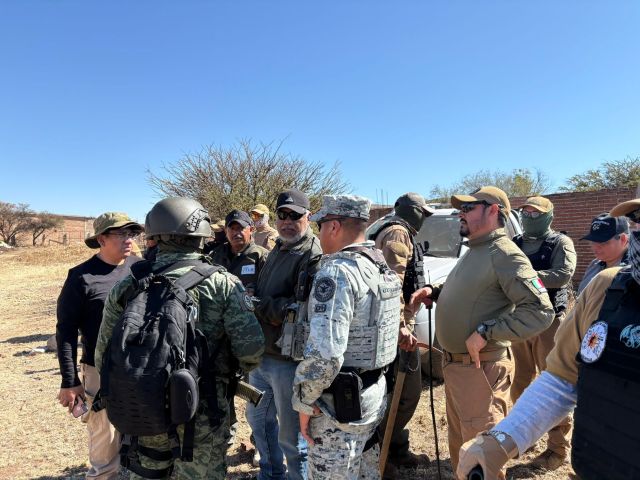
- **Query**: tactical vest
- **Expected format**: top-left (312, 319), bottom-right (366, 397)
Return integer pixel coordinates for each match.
top-left (513, 232), bottom-right (569, 313)
top-left (368, 217), bottom-right (425, 303)
top-left (338, 246), bottom-right (402, 370)
top-left (572, 269), bottom-right (640, 480)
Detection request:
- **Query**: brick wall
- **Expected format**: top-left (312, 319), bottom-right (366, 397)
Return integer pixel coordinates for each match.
top-left (511, 186), bottom-right (639, 286)
top-left (15, 215), bottom-right (94, 246)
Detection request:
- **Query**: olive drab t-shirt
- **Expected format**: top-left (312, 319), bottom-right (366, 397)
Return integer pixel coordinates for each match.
top-left (435, 228), bottom-right (555, 354)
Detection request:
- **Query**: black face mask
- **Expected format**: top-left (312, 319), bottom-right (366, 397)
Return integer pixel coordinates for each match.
top-left (395, 205), bottom-right (425, 233)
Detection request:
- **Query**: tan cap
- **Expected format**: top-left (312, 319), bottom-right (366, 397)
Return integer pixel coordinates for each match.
top-left (517, 196), bottom-right (553, 213)
top-left (250, 204), bottom-right (270, 216)
top-left (451, 186), bottom-right (511, 215)
top-left (85, 212), bottom-right (143, 249)
top-left (610, 198), bottom-right (640, 219)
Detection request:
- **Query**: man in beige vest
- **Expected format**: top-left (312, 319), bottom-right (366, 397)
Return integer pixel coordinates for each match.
top-left (251, 204), bottom-right (278, 251)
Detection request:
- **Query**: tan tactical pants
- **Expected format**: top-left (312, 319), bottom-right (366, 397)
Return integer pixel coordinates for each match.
top-left (442, 350), bottom-right (513, 472)
top-left (511, 315), bottom-right (572, 456)
top-left (80, 364), bottom-right (121, 479)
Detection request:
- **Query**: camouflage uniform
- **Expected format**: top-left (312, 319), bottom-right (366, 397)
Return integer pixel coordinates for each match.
top-left (293, 196), bottom-right (401, 480)
top-left (95, 250), bottom-right (265, 479)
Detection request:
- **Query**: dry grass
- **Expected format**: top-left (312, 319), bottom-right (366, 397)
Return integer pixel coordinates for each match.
top-left (0, 245), bottom-right (573, 479)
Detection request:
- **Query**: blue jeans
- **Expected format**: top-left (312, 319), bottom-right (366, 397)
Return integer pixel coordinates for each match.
top-left (247, 356), bottom-right (308, 480)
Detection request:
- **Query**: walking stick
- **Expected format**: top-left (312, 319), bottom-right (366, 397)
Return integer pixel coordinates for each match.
top-left (379, 349), bottom-right (411, 475)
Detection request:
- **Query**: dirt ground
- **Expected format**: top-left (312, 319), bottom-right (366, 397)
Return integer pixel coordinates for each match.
top-left (0, 245), bottom-right (575, 479)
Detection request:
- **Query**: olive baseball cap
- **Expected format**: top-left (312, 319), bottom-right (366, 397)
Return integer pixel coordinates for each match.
top-left (581, 213), bottom-right (629, 242)
top-left (610, 198), bottom-right (640, 221)
top-left (276, 189), bottom-right (310, 214)
top-left (85, 212), bottom-right (143, 249)
top-left (250, 204), bottom-right (270, 216)
top-left (451, 186), bottom-right (511, 215)
top-left (517, 196), bottom-right (553, 213)
top-left (394, 192), bottom-right (435, 216)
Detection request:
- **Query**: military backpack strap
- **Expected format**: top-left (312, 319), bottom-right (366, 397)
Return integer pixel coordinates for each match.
top-left (120, 434), bottom-right (174, 480)
top-left (173, 263), bottom-right (222, 291)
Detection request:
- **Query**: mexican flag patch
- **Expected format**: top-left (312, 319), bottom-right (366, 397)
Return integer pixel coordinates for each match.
top-left (531, 277), bottom-right (547, 293)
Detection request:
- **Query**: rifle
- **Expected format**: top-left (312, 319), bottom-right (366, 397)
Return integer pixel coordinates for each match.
top-left (235, 379), bottom-right (264, 406)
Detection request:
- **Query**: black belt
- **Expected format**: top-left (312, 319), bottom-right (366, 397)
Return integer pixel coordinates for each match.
top-left (340, 367), bottom-right (384, 390)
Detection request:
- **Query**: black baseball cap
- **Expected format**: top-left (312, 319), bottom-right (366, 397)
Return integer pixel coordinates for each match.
top-left (276, 189), bottom-right (310, 214)
top-left (581, 213), bottom-right (629, 242)
top-left (225, 210), bottom-right (253, 228)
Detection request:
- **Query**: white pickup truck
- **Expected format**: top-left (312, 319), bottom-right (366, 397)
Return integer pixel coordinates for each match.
top-left (367, 208), bottom-right (523, 379)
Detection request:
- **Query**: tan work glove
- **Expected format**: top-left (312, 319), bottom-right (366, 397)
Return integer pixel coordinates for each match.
top-left (456, 433), bottom-right (511, 480)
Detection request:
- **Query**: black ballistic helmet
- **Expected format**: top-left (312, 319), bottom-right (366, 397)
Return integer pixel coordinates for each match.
top-left (145, 197), bottom-right (212, 238)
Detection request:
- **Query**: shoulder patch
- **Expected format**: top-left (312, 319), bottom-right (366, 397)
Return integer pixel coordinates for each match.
top-left (580, 321), bottom-right (608, 363)
top-left (530, 277), bottom-right (547, 293)
top-left (313, 277), bottom-right (336, 302)
top-left (620, 324), bottom-right (640, 349)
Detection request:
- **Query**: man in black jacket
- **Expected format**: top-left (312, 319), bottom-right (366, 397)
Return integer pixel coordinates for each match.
top-left (247, 189), bottom-right (322, 480)
top-left (56, 212), bottom-right (143, 479)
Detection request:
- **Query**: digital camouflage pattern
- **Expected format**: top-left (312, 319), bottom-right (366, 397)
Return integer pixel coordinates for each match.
top-left (307, 414), bottom-right (381, 480)
top-left (293, 241), bottom-right (394, 479)
top-left (310, 195), bottom-right (371, 222)
top-left (95, 250), bottom-right (265, 479)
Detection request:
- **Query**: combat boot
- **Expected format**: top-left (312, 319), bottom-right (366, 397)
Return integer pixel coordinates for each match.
top-left (531, 449), bottom-right (567, 471)
top-left (388, 449), bottom-right (431, 468)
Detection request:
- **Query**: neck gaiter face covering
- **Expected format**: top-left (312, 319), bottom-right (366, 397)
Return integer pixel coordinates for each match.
top-left (254, 216), bottom-right (268, 229)
top-left (522, 211), bottom-right (553, 238)
top-left (627, 229), bottom-right (640, 286)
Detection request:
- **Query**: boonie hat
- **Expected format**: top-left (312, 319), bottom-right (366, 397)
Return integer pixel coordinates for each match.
top-left (211, 220), bottom-right (225, 233)
top-left (250, 204), bottom-right (270, 216)
top-left (310, 195), bottom-right (371, 222)
top-left (276, 189), bottom-right (310, 214)
top-left (581, 213), bottom-right (629, 243)
top-left (225, 210), bottom-right (253, 228)
top-left (394, 192), bottom-right (435, 217)
top-left (517, 196), bottom-right (553, 213)
top-left (85, 212), bottom-right (143, 249)
top-left (451, 186), bottom-right (511, 216)
top-left (610, 198), bottom-right (640, 222)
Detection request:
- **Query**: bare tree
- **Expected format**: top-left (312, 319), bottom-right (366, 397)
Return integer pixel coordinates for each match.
top-left (148, 139), bottom-right (350, 220)
top-left (26, 212), bottom-right (64, 246)
top-left (0, 202), bottom-right (33, 245)
top-left (560, 156), bottom-right (640, 192)
top-left (429, 168), bottom-right (551, 203)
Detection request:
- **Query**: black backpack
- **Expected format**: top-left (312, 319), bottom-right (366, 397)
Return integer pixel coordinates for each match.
top-left (100, 259), bottom-right (224, 477)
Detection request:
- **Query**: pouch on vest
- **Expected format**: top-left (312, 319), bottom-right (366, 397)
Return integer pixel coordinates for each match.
top-left (327, 371), bottom-right (363, 423)
top-left (169, 368), bottom-right (199, 425)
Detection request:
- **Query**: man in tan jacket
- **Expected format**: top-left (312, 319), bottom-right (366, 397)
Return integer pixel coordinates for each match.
top-left (251, 204), bottom-right (278, 251)
top-left (368, 192), bottom-right (434, 474)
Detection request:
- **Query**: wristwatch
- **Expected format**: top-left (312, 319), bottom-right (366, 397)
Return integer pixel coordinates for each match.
top-left (487, 430), bottom-right (519, 458)
top-left (475, 323), bottom-right (489, 340)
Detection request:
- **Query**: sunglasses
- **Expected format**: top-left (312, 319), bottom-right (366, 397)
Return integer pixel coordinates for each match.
top-left (459, 201), bottom-right (489, 213)
top-left (276, 210), bottom-right (304, 221)
top-left (317, 218), bottom-right (342, 230)
top-left (520, 209), bottom-right (542, 219)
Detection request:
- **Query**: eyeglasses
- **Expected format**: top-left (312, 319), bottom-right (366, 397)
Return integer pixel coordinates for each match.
top-left (106, 229), bottom-right (140, 240)
top-left (520, 209), bottom-right (542, 219)
top-left (276, 210), bottom-right (304, 221)
top-left (459, 202), bottom-right (489, 213)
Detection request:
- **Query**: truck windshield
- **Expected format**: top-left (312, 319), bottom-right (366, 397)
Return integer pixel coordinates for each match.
top-left (417, 215), bottom-right (462, 258)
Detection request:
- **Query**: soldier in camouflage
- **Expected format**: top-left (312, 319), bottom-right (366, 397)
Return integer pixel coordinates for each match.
top-left (293, 195), bottom-right (401, 479)
top-left (94, 197), bottom-right (265, 480)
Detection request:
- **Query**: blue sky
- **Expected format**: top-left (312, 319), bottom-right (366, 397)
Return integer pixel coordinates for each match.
top-left (1, 1), bottom-right (638, 222)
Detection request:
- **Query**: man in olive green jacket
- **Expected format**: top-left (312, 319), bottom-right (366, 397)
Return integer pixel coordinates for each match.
top-left (411, 186), bottom-right (554, 474)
